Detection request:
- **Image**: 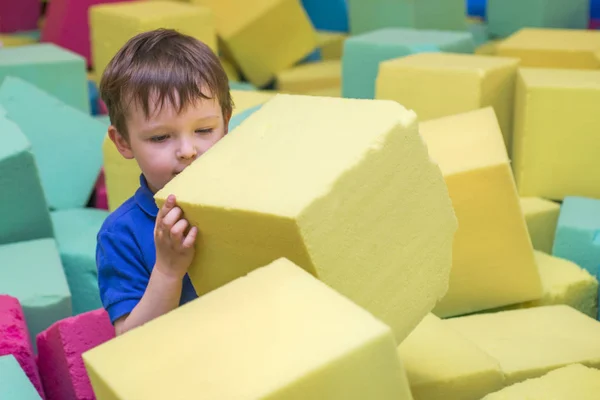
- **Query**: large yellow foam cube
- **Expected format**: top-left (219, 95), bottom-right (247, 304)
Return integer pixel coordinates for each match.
top-left (446, 305), bottom-right (600, 386)
top-left (497, 28), bottom-right (600, 69)
top-left (318, 31), bottom-right (347, 60)
top-left (90, 1), bottom-right (217, 82)
top-left (190, 0), bottom-right (317, 87)
top-left (398, 314), bottom-right (505, 400)
top-left (276, 60), bottom-right (341, 94)
top-left (83, 258), bottom-right (413, 399)
top-left (376, 53), bottom-right (520, 150)
top-left (419, 107), bottom-right (542, 317)
top-left (520, 197), bottom-right (560, 254)
top-left (512, 68), bottom-right (600, 200)
top-left (483, 364), bottom-right (600, 400)
top-left (155, 94), bottom-right (458, 342)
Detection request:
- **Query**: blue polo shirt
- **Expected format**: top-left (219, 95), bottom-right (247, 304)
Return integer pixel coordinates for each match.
top-left (96, 174), bottom-right (198, 324)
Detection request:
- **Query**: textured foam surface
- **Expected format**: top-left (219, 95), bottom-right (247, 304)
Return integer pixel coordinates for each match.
top-left (0, 43), bottom-right (89, 113)
top-left (0, 355), bottom-right (42, 400)
top-left (277, 60), bottom-right (341, 94)
top-left (376, 53), bottom-right (520, 150)
top-left (553, 196), bottom-right (600, 278)
top-left (343, 27), bottom-right (475, 99)
top-left (84, 259), bottom-right (413, 399)
top-left (50, 208), bottom-right (109, 315)
top-left (0, 115), bottom-right (53, 245)
top-left (0, 240), bottom-right (72, 350)
top-left (155, 94), bottom-right (457, 342)
top-left (302, 0), bottom-right (348, 32)
top-left (0, 77), bottom-right (107, 210)
top-left (0, 0), bottom-right (39, 33)
top-left (512, 69), bottom-right (600, 200)
top-left (520, 197), bottom-right (560, 254)
top-left (37, 309), bottom-right (115, 400)
top-left (0, 296), bottom-right (43, 397)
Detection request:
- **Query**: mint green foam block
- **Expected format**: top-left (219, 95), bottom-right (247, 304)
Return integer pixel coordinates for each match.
top-left (0, 238), bottom-right (72, 351)
top-left (0, 355), bottom-right (42, 400)
top-left (348, 0), bottom-right (467, 35)
top-left (50, 208), bottom-right (109, 316)
top-left (0, 77), bottom-right (107, 211)
top-left (342, 28), bottom-right (475, 99)
top-left (0, 43), bottom-right (89, 113)
top-left (552, 196), bottom-right (600, 278)
top-left (487, 0), bottom-right (588, 38)
top-left (0, 115), bottom-right (53, 245)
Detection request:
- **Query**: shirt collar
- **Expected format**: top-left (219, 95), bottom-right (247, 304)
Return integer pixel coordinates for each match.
top-left (135, 174), bottom-right (159, 217)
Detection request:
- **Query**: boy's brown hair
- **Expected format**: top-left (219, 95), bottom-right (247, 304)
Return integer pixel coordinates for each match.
top-left (100, 28), bottom-right (233, 140)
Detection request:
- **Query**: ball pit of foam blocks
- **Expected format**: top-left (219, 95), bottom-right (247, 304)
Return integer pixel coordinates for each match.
top-left (37, 309), bottom-right (114, 400)
top-left (0, 0), bottom-right (39, 34)
top-left (512, 68), bottom-right (600, 200)
top-left (376, 52), bottom-right (520, 149)
top-left (0, 355), bottom-right (42, 400)
top-left (83, 258), bottom-right (414, 399)
top-left (520, 197), bottom-right (561, 254)
top-left (342, 27), bottom-right (475, 99)
top-left (155, 93), bottom-right (458, 342)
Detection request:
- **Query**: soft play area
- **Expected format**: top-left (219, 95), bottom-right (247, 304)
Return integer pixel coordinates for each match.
top-left (1, 0), bottom-right (600, 398)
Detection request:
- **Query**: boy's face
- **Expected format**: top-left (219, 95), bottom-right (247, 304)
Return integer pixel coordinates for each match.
top-left (109, 92), bottom-right (230, 193)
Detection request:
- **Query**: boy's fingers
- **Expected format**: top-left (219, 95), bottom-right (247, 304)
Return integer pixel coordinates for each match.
top-left (170, 219), bottom-right (189, 239)
top-left (162, 207), bottom-right (183, 229)
top-left (157, 195), bottom-right (176, 220)
top-left (182, 226), bottom-right (198, 249)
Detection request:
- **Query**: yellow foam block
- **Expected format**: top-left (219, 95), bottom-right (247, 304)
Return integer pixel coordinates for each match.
top-left (497, 28), bottom-right (600, 69)
top-left (512, 68), bottom-right (600, 200)
top-left (398, 314), bottom-right (504, 400)
top-left (0, 34), bottom-right (38, 48)
top-left (317, 30), bottom-right (347, 60)
top-left (482, 364), bottom-right (600, 400)
top-left (191, 0), bottom-right (317, 87)
top-left (90, 1), bottom-right (217, 82)
top-left (376, 53), bottom-right (520, 151)
top-left (475, 40), bottom-right (502, 55)
top-left (446, 305), bottom-right (600, 386)
top-left (520, 197), bottom-right (560, 253)
top-left (220, 57), bottom-right (240, 82)
top-left (83, 258), bottom-right (413, 399)
top-left (155, 94), bottom-right (458, 342)
top-left (305, 86), bottom-right (341, 97)
top-left (276, 60), bottom-right (341, 94)
top-left (419, 107), bottom-right (542, 317)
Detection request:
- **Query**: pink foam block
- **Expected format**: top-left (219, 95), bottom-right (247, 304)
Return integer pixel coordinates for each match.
top-left (0, 0), bottom-right (40, 33)
top-left (36, 308), bottom-right (115, 400)
top-left (94, 169), bottom-right (108, 210)
top-left (0, 295), bottom-right (45, 398)
top-left (41, 0), bottom-right (135, 67)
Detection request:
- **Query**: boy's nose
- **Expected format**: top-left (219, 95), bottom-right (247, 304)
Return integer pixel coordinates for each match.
top-left (177, 139), bottom-right (198, 160)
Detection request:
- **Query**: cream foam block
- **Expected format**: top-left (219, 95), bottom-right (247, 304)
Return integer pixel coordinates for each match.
top-left (155, 93), bottom-right (457, 342)
top-left (520, 197), bottom-right (560, 254)
top-left (83, 259), bottom-right (413, 399)
top-left (419, 107), bottom-right (542, 317)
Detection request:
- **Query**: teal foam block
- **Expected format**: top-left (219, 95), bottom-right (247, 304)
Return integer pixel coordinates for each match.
top-left (94, 115), bottom-right (111, 127)
top-left (0, 115), bottom-right (53, 246)
top-left (342, 28), bottom-right (475, 99)
top-left (0, 355), bottom-right (42, 400)
top-left (229, 81), bottom-right (257, 91)
top-left (468, 20), bottom-right (490, 47)
top-left (0, 77), bottom-right (107, 211)
top-left (50, 208), bottom-right (109, 316)
top-left (0, 43), bottom-right (89, 113)
top-left (348, 0), bottom-right (467, 35)
top-left (487, 0), bottom-right (589, 38)
top-left (552, 196), bottom-right (600, 279)
top-left (229, 104), bottom-right (263, 132)
top-left (0, 238), bottom-right (72, 351)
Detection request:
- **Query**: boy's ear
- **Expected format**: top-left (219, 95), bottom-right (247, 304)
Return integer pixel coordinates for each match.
top-left (108, 126), bottom-right (134, 159)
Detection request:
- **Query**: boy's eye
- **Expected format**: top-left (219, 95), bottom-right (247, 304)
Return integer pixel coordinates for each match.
top-left (150, 135), bottom-right (169, 142)
top-left (195, 128), bottom-right (214, 134)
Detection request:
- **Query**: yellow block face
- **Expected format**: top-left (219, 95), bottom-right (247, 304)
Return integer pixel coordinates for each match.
top-left (276, 60), bottom-right (341, 94)
top-left (483, 364), bottom-right (600, 400)
top-left (446, 305), bottom-right (600, 386)
top-left (155, 94), bottom-right (458, 342)
top-left (220, 57), bottom-right (240, 82)
top-left (419, 108), bottom-right (542, 317)
top-left (398, 314), bottom-right (505, 400)
top-left (83, 259), bottom-right (413, 399)
top-left (497, 28), bottom-right (600, 69)
top-left (512, 68), bottom-right (600, 201)
top-left (520, 197), bottom-right (560, 254)
top-left (0, 34), bottom-right (38, 47)
top-left (90, 1), bottom-right (217, 82)
top-left (318, 31), bottom-right (347, 60)
top-left (475, 40), bottom-right (501, 55)
top-left (376, 53), bottom-right (520, 151)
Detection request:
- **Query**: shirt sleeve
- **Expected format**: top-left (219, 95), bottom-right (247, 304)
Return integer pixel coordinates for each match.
top-left (96, 228), bottom-right (150, 325)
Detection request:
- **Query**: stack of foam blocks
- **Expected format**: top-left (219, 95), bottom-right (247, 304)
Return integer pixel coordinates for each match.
top-left (1, 0), bottom-right (600, 398)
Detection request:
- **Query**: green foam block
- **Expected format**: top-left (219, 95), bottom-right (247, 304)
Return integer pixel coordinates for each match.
top-left (0, 238), bottom-right (72, 350)
top-left (342, 28), bottom-right (475, 99)
top-left (0, 43), bottom-right (89, 113)
top-left (0, 77), bottom-right (107, 211)
top-left (0, 355), bottom-right (41, 400)
top-left (0, 115), bottom-right (53, 245)
top-left (51, 208), bottom-right (109, 316)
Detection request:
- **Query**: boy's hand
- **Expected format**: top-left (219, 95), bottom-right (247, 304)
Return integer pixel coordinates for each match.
top-left (154, 194), bottom-right (198, 279)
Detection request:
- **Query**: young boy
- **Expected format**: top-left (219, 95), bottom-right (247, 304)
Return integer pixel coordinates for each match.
top-left (96, 28), bottom-right (233, 336)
